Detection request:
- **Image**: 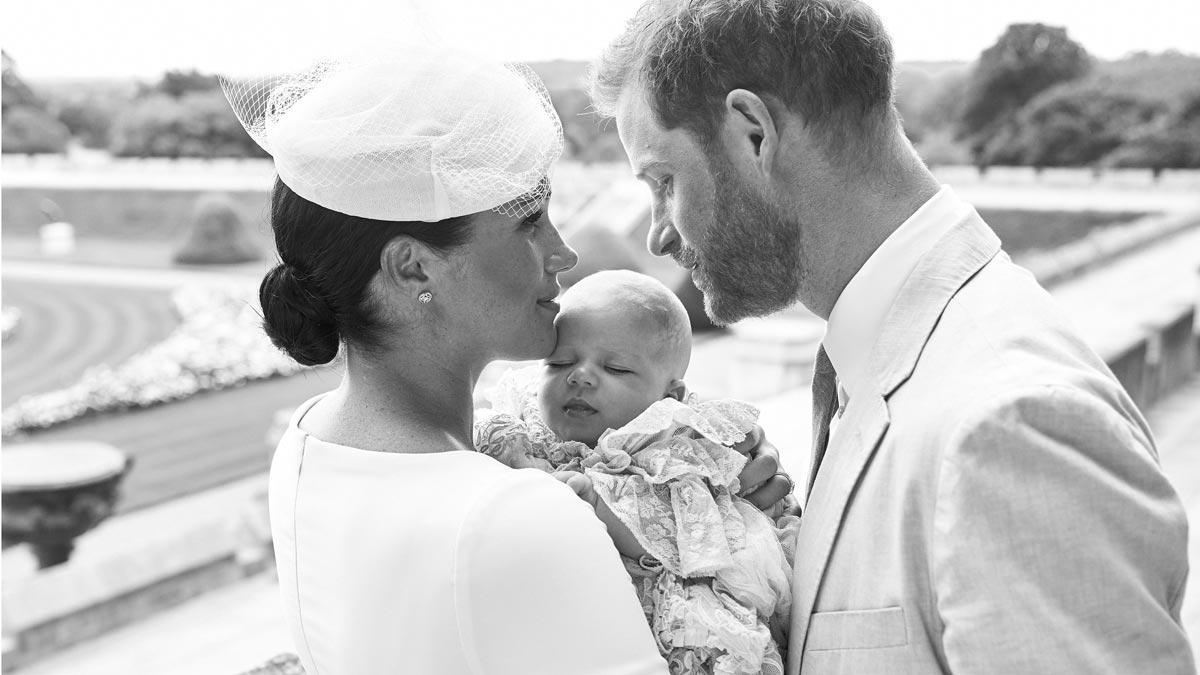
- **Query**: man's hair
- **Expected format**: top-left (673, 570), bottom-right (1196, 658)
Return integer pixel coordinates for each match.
top-left (591, 0), bottom-right (895, 155)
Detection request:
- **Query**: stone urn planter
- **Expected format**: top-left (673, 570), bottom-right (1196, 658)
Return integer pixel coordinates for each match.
top-left (2, 442), bottom-right (133, 568)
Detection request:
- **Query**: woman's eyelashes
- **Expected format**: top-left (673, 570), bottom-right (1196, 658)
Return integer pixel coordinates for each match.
top-left (521, 209), bottom-right (545, 230)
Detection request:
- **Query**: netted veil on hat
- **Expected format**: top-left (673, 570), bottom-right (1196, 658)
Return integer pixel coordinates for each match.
top-left (222, 46), bottom-right (563, 222)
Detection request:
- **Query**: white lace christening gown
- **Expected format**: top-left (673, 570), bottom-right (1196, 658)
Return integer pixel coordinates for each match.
top-left (475, 369), bottom-right (802, 675)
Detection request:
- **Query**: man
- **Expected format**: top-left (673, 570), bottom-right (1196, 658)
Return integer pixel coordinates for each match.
top-left (592, 0), bottom-right (1194, 672)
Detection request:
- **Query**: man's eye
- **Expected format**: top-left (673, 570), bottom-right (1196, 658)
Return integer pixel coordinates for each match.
top-left (657, 177), bottom-right (673, 195)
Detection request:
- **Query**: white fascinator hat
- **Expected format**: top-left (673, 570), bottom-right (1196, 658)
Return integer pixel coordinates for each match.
top-left (222, 45), bottom-right (563, 222)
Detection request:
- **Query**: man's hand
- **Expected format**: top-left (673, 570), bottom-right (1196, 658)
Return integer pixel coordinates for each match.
top-left (553, 470), bottom-right (647, 558)
top-left (734, 426), bottom-right (800, 515)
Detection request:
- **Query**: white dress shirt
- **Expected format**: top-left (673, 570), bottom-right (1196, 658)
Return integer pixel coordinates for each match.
top-left (823, 185), bottom-right (974, 431)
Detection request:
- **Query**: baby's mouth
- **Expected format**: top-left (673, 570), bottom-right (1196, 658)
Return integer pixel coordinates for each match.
top-left (562, 398), bottom-right (598, 418)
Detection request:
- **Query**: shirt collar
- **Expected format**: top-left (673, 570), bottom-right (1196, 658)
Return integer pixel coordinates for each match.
top-left (823, 185), bottom-right (973, 402)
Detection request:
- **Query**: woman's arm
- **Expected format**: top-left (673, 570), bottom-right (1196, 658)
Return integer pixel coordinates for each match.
top-left (554, 469), bottom-right (647, 559)
top-left (454, 470), bottom-right (667, 675)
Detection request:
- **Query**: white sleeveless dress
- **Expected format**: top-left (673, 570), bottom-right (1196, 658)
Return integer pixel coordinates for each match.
top-left (270, 395), bottom-right (667, 674)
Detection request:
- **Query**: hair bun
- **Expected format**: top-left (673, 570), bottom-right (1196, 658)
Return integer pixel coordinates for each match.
top-left (259, 264), bottom-right (340, 366)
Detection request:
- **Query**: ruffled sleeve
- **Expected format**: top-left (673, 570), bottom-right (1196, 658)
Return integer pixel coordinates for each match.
top-left (583, 398), bottom-right (756, 578)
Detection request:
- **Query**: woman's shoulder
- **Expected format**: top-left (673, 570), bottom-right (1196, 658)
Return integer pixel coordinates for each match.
top-left (456, 468), bottom-right (608, 559)
top-left (461, 466), bottom-right (587, 524)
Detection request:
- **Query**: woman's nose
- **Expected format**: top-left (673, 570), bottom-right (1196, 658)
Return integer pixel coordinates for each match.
top-left (544, 224), bottom-right (578, 274)
top-left (647, 209), bottom-right (680, 257)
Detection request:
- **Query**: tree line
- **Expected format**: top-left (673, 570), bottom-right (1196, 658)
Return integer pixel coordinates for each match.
top-left (4, 25), bottom-right (1199, 171)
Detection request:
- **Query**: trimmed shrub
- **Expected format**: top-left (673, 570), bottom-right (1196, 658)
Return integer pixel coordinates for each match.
top-left (172, 193), bottom-right (262, 265)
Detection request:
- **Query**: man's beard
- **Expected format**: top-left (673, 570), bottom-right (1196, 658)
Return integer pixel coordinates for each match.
top-left (682, 154), bottom-right (803, 325)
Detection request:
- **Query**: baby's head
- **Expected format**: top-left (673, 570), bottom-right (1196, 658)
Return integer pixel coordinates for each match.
top-left (539, 270), bottom-right (692, 446)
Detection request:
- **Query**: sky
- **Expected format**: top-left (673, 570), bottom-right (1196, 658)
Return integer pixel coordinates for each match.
top-left (2, 0), bottom-right (1197, 81)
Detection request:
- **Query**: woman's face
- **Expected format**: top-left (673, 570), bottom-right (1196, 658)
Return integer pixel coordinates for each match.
top-left (444, 197), bottom-right (577, 363)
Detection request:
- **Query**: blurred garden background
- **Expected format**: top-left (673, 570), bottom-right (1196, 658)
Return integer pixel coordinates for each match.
top-left (2, 1), bottom-right (1200, 672)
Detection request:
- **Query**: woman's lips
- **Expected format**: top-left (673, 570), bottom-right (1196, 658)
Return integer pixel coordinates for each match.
top-left (536, 299), bottom-right (560, 312)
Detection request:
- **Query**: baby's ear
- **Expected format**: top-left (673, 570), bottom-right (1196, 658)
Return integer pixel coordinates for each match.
top-left (664, 379), bottom-right (688, 402)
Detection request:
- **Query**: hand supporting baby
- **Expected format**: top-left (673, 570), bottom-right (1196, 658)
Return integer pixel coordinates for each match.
top-left (552, 425), bottom-right (798, 544)
top-left (731, 428), bottom-right (800, 517)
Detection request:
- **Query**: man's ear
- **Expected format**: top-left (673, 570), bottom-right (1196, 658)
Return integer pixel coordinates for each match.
top-left (378, 236), bottom-right (432, 291)
top-left (721, 89), bottom-right (779, 178)
top-left (664, 379), bottom-right (688, 402)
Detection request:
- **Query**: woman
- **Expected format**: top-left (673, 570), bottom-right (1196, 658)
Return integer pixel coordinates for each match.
top-left (227, 46), bottom-right (786, 674)
top-left (224, 47), bottom-right (668, 674)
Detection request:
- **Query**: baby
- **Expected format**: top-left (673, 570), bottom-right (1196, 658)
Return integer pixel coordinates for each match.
top-left (539, 268), bottom-right (692, 448)
top-left (475, 270), bottom-right (797, 675)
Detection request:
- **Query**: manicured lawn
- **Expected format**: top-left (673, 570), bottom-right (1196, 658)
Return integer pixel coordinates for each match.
top-left (978, 209), bottom-right (1150, 255)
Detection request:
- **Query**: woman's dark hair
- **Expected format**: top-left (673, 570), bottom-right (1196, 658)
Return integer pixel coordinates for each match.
top-left (260, 178), bottom-right (474, 366)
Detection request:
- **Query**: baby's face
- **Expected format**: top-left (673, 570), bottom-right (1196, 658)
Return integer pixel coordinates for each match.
top-left (539, 304), bottom-right (681, 446)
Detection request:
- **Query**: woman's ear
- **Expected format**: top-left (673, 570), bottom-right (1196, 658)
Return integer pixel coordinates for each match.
top-left (379, 236), bottom-right (432, 291)
top-left (721, 89), bottom-right (779, 178)
top-left (664, 379), bottom-right (688, 402)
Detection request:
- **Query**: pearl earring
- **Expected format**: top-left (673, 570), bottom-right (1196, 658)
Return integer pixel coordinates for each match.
top-left (418, 291), bottom-right (433, 304)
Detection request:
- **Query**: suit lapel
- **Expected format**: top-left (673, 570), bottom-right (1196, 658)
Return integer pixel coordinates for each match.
top-left (787, 394), bottom-right (889, 669)
top-left (787, 212), bottom-right (1002, 673)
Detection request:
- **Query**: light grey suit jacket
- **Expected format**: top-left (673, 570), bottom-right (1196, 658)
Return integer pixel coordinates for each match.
top-left (786, 213), bottom-right (1193, 674)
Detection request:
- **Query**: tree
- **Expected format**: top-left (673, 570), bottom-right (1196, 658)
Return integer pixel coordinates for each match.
top-left (958, 24), bottom-right (1092, 161)
top-left (3, 106), bottom-right (71, 154)
top-left (1103, 91), bottom-right (1200, 171)
top-left (150, 69), bottom-right (221, 98)
top-left (980, 81), bottom-right (1161, 167)
top-left (53, 95), bottom-right (119, 149)
top-left (109, 89), bottom-right (266, 158)
top-left (1, 50), bottom-right (39, 114)
top-left (2, 51), bottom-right (69, 153)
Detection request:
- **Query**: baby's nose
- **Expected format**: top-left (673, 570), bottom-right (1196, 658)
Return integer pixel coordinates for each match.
top-left (566, 366), bottom-right (594, 387)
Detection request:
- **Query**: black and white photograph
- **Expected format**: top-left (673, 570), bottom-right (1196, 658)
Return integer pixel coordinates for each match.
top-left (2, 0), bottom-right (1199, 672)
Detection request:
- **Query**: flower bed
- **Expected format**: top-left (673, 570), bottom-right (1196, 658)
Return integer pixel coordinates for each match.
top-left (1, 284), bottom-right (307, 436)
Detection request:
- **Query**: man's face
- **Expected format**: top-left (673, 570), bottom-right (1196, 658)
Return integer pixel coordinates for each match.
top-left (614, 84), bottom-right (803, 324)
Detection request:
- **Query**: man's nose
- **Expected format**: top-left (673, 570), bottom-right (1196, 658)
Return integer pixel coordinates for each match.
top-left (647, 210), bottom-right (680, 257)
